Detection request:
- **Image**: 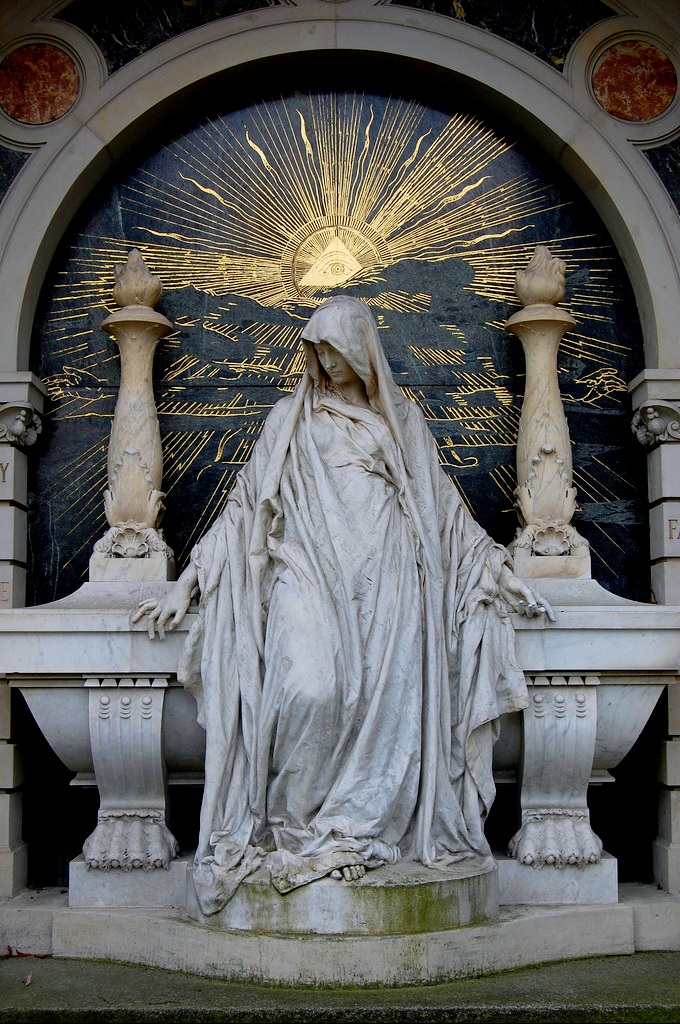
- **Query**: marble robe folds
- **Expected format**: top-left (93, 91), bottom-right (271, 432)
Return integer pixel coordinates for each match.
top-left (179, 296), bottom-right (529, 916)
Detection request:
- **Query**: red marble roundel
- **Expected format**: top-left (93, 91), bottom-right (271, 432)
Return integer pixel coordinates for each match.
top-left (0, 42), bottom-right (80, 125)
top-left (592, 40), bottom-right (677, 122)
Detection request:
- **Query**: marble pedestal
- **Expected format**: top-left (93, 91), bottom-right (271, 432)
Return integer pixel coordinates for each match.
top-left (187, 857), bottom-right (499, 934)
top-left (69, 855), bottom-right (499, 933)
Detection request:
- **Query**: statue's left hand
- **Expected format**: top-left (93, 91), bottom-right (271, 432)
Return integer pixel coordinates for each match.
top-left (497, 565), bottom-right (556, 622)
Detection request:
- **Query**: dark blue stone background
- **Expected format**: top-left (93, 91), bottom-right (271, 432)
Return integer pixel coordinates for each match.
top-left (57, 0), bottom-right (279, 74)
top-left (646, 139), bottom-right (680, 216)
top-left (28, 89), bottom-right (649, 605)
top-left (56, 0), bottom-right (616, 74)
top-left (389, 0), bottom-right (615, 69)
top-left (0, 144), bottom-right (28, 201)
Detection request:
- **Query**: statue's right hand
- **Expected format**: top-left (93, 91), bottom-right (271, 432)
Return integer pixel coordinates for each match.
top-left (131, 587), bottom-right (192, 640)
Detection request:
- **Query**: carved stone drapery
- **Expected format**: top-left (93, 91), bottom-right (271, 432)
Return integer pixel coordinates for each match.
top-left (92, 250), bottom-right (174, 570)
top-left (0, 402), bottom-right (41, 448)
top-left (506, 247), bottom-right (590, 578)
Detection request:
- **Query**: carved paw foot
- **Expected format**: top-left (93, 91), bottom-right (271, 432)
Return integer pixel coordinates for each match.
top-left (509, 813), bottom-right (603, 868)
top-left (83, 814), bottom-right (179, 870)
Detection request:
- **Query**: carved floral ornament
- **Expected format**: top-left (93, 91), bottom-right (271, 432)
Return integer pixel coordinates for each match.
top-left (631, 401), bottom-right (680, 445)
top-left (0, 402), bottom-right (41, 447)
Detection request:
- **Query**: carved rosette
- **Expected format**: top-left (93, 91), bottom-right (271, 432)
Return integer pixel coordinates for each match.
top-left (632, 400), bottom-right (680, 445)
top-left (95, 251), bottom-right (173, 561)
top-left (0, 402), bottom-right (41, 447)
top-left (506, 246), bottom-right (589, 566)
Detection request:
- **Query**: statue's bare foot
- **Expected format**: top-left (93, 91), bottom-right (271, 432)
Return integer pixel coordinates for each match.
top-left (330, 863), bottom-right (366, 881)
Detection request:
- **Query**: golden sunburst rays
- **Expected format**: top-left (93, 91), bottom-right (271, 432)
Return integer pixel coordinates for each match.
top-left (33, 91), bottom-right (643, 597)
top-left (161, 320), bottom-right (304, 386)
top-left (114, 95), bottom-right (556, 308)
top-left (461, 236), bottom-right (632, 376)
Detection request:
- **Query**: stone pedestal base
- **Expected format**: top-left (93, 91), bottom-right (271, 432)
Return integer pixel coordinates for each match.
top-left (497, 853), bottom-right (618, 905)
top-left (187, 856), bottom-right (499, 935)
top-left (89, 555), bottom-right (175, 582)
top-left (69, 855), bottom-right (189, 908)
top-left (0, 842), bottom-right (27, 899)
top-left (512, 549), bottom-right (591, 579)
top-left (653, 838), bottom-right (680, 893)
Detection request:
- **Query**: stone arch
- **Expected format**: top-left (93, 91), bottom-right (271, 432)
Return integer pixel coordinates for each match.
top-left (0, 7), bottom-right (678, 373)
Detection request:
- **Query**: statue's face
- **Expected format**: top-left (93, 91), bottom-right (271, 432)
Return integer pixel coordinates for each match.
top-left (313, 340), bottom-right (363, 388)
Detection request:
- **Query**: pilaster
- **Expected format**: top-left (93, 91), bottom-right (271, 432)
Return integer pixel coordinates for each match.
top-left (0, 373), bottom-right (45, 896)
top-left (653, 684), bottom-right (680, 893)
top-left (630, 372), bottom-right (680, 892)
top-left (630, 371), bottom-right (680, 604)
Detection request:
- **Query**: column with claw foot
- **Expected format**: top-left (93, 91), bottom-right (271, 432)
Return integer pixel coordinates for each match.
top-left (502, 249), bottom-right (613, 900)
top-left (72, 253), bottom-right (182, 904)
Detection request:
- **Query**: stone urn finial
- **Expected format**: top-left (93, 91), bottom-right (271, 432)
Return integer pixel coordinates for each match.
top-left (112, 248), bottom-right (163, 309)
top-left (515, 245), bottom-right (567, 307)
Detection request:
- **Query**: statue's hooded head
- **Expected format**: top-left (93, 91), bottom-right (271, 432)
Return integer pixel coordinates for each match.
top-left (299, 295), bottom-right (410, 461)
top-left (300, 295), bottom-right (384, 401)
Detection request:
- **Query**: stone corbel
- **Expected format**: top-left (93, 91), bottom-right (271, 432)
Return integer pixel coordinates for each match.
top-left (631, 401), bottom-right (680, 445)
top-left (82, 676), bottom-right (179, 871)
top-left (509, 674), bottom-right (603, 868)
top-left (0, 402), bottom-right (41, 447)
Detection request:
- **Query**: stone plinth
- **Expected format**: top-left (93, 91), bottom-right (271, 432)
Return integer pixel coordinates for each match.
top-left (69, 855), bottom-right (190, 908)
top-left (187, 857), bottom-right (499, 935)
top-left (497, 853), bottom-right (618, 905)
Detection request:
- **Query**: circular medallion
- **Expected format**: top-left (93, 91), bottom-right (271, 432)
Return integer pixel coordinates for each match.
top-left (0, 42), bottom-right (80, 125)
top-left (592, 40), bottom-right (676, 122)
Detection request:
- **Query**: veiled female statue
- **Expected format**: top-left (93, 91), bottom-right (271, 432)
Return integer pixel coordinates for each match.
top-left (135, 295), bottom-right (553, 915)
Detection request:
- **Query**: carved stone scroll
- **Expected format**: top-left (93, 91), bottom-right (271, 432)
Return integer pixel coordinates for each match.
top-left (82, 676), bottom-right (179, 871)
top-left (509, 674), bottom-right (603, 868)
top-left (632, 400), bottom-right (680, 445)
top-left (506, 246), bottom-right (590, 578)
top-left (91, 250), bottom-right (174, 575)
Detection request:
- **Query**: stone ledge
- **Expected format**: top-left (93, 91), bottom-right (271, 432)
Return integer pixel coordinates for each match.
top-left (620, 882), bottom-right (680, 951)
top-left (0, 888), bottom-right (647, 986)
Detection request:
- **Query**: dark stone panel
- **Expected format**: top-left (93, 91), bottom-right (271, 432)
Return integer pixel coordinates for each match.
top-left (391, 0), bottom-right (616, 70)
top-left (645, 138), bottom-right (680, 216)
top-left (0, 144), bottom-right (28, 202)
top-left (56, 0), bottom-right (282, 75)
top-left (28, 86), bottom-right (648, 606)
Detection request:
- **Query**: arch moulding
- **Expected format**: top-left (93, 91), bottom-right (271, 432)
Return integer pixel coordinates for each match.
top-left (0, 4), bottom-right (678, 376)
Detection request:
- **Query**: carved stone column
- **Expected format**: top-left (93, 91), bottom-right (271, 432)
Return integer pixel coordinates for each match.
top-left (90, 249), bottom-right (175, 582)
top-left (81, 677), bottom-right (179, 871)
top-left (506, 246), bottom-right (590, 579)
top-left (504, 249), bottom-right (609, 883)
top-left (79, 253), bottom-right (181, 877)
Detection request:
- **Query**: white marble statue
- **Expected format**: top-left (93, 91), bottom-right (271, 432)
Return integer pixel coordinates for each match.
top-left (134, 295), bottom-right (554, 915)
